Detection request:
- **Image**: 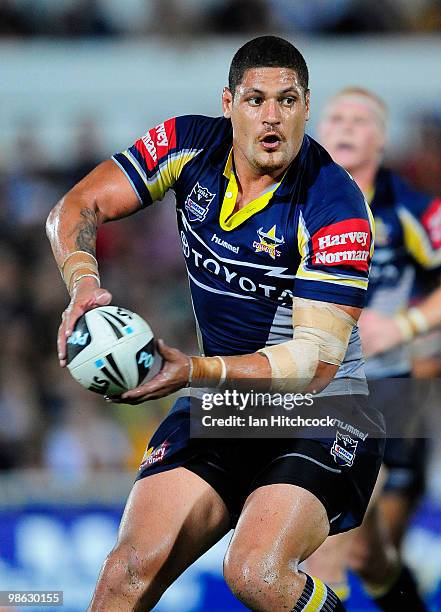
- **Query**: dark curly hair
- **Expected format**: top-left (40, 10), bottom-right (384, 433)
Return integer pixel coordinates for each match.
top-left (228, 36), bottom-right (309, 96)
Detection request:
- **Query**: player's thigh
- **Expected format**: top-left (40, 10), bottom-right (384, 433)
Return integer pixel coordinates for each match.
top-left (115, 467), bottom-right (231, 585)
top-left (225, 483), bottom-right (329, 574)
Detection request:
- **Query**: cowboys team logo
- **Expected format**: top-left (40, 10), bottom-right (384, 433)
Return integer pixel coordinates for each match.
top-left (185, 183), bottom-right (216, 222)
top-left (253, 225), bottom-right (285, 259)
top-left (331, 431), bottom-right (358, 467)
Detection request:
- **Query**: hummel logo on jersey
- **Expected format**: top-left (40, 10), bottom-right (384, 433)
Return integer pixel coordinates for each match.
top-left (253, 225), bottom-right (285, 259)
top-left (211, 233), bottom-right (239, 254)
top-left (185, 183), bottom-right (216, 222)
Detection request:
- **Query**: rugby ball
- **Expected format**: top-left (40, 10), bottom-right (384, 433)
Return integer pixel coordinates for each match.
top-left (66, 306), bottom-right (159, 395)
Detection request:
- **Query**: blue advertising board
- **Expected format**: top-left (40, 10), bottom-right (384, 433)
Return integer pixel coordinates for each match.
top-left (0, 502), bottom-right (440, 611)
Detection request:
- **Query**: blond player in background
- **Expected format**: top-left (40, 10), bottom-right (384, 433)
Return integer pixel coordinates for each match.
top-left (308, 87), bottom-right (441, 611)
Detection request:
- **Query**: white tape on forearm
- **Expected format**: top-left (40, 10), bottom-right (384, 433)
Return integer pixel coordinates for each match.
top-left (394, 313), bottom-right (415, 342)
top-left (259, 339), bottom-right (319, 393)
top-left (407, 307), bottom-right (429, 334)
top-left (61, 250), bottom-right (98, 274)
top-left (71, 273), bottom-right (101, 291)
top-left (259, 298), bottom-right (356, 392)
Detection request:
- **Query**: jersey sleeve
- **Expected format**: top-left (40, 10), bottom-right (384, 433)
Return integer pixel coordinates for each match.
top-left (294, 174), bottom-right (374, 308)
top-left (111, 115), bottom-right (205, 207)
top-left (397, 193), bottom-right (441, 270)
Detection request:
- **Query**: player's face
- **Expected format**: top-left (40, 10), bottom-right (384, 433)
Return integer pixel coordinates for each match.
top-left (318, 98), bottom-right (385, 173)
top-left (222, 67), bottom-right (310, 176)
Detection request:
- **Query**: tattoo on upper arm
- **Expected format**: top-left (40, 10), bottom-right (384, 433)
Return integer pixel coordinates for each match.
top-left (75, 209), bottom-right (97, 255)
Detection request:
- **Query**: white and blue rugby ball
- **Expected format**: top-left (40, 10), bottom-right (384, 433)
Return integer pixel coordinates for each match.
top-left (66, 306), bottom-right (159, 395)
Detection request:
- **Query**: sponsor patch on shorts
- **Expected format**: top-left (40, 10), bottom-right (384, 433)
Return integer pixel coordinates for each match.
top-left (331, 431), bottom-right (358, 467)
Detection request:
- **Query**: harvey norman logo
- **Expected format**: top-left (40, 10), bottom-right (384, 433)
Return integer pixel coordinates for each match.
top-left (311, 218), bottom-right (370, 271)
top-left (139, 118), bottom-right (176, 170)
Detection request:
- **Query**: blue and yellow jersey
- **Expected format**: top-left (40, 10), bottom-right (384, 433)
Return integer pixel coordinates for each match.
top-left (113, 115), bottom-right (374, 394)
top-left (365, 168), bottom-right (441, 377)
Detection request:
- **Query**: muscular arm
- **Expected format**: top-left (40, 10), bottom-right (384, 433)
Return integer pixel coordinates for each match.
top-left (118, 303), bottom-right (360, 403)
top-left (411, 283), bottom-right (441, 329)
top-left (360, 281), bottom-right (441, 358)
top-left (46, 159), bottom-right (141, 266)
top-left (222, 302), bottom-right (360, 390)
top-left (46, 160), bottom-right (142, 366)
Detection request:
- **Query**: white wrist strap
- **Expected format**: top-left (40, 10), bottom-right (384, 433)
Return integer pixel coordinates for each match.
top-left (394, 313), bottom-right (414, 342)
top-left (218, 356), bottom-right (227, 386)
top-left (407, 307), bottom-right (429, 334)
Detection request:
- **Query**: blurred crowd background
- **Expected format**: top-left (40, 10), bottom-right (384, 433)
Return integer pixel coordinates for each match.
top-left (1, 2), bottom-right (441, 608)
top-left (1, 0), bottom-right (441, 37)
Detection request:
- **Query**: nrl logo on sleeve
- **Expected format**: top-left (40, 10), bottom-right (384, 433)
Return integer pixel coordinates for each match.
top-left (331, 431), bottom-right (358, 467)
top-left (185, 182), bottom-right (216, 222)
top-left (253, 225), bottom-right (285, 259)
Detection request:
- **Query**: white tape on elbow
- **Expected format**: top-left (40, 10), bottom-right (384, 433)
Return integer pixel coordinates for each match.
top-left (293, 298), bottom-right (356, 366)
top-left (259, 337), bottom-right (319, 393)
top-left (259, 298), bottom-right (356, 392)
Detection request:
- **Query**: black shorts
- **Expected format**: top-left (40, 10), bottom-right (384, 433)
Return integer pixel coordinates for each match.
top-left (136, 395), bottom-right (385, 535)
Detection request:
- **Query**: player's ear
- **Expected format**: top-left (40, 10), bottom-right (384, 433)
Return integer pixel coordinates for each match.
top-left (304, 89), bottom-right (311, 121)
top-left (222, 87), bottom-right (233, 119)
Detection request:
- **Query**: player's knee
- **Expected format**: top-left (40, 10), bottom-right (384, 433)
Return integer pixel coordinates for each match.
top-left (98, 542), bottom-right (159, 601)
top-left (224, 547), bottom-right (303, 608)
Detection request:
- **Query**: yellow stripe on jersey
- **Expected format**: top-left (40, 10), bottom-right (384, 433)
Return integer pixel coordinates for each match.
top-left (123, 148), bottom-right (201, 202)
top-left (220, 149), bottom-right (284, 231)
top-left (297, 208), bottom-right (310, 259)
top-left (365, 185), bottom-right (375, 206)
top-left (122, 150), bottom-right (149, 187)
top-left (360, 185), bottom-right (376, 259)
top-left (303, 576), bottom-right (327, 611)
top-left (398, 206), bottom-right (441, 269)
top-left (148, 151), bottom-right (201, 201)
top-left (295, 267), bottom-right (368, 289)
top-left (365, 198), bottom-right (376, 260)
top-left (223, 148), bottom-right (234, 178)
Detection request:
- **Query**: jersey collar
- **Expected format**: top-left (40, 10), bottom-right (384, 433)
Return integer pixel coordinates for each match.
top-left (213, 136), bottom-right (309, 231)
top-left (220, 148), bottom-right (286, 230)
